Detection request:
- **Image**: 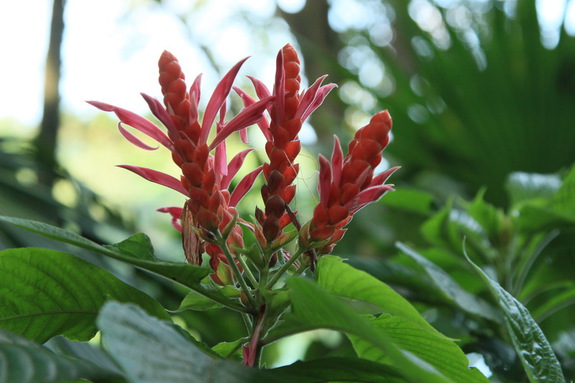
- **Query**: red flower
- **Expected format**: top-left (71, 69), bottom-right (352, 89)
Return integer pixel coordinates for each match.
top-left (88, 51), bottom-right (273, 265)
top-left (236, 44), bottom-right (336, 246)
top-left (303, 110), bottom-right (399, 255)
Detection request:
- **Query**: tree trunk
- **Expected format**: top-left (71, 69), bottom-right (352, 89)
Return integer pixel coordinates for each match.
top-left (36, 0), bottom-right (66, 187)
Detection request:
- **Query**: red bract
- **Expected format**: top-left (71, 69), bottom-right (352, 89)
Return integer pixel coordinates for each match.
top-left (302, 110), bottom-right (399, 255)
top-left (88, 51), bottom-right (273, 266)
top-left (236, 44), bottom-right (336, 246)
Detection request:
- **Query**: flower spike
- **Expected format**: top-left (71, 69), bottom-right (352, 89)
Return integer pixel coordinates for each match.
top-left (302, 110), bottom-right (398, 255)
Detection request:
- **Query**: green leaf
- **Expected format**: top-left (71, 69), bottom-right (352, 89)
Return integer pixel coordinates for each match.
top-left (105, 232), bottom-right (158, 261)
top-left (316, 256), bottom-right (488, 383)
top-left (272, 356), bottom-right (404, 383)
top-left (530, 283), bottom-right (575, 323)
top-left (505, 171), bottom-right (562, 207)
top-left (466, 190), bottom-right (505, 240)
top-left (0, 328), bottom-right (119, 383)
top-left (550, 165), bottom-right (575, 219)
top-left (0, 216), bottom-right (246, 312)
top-left (465, 252), bottom-right (566, 383)
top-left (396, 242), bottom-right (500, 322)
top-left (421, 202), bottom-right (460, 249)
top-left (212, 339), bottom-right (244, 361)
top-left (380, 188), bottom-right (436, 215)
top-left (177, 290), bottom-right (225, 311)
top-left (317, 255), bottom-right (443, 335)
top-left (349, 314), bottom-right (488, 383)
top-left (0, 247), bottom-right (168, 343)
top-left (267, 277), bottom-right (454, 383)
top-left (96, 301), bottom-right (291, 383)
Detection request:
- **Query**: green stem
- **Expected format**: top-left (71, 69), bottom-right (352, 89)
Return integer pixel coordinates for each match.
top-left (235, 253), bottom-right (260, 289)
top-left (241, 312), bottom-right (253, 333)
top-left (265, 247), bottom-right (306, 289)
top-left (216, 233), bottom-right (258, 309)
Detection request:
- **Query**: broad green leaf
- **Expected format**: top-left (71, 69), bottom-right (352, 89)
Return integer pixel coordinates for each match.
top-left (466, 253), bottom-right (566, 383)
top-left (0, 247), bottom-right (168, 343)
top-left (315, 257), bottom-right (487, 382)
top-left (317, 255), bottom-right (443, 336)
top-left (267, 278), bottom-right (453, 383)
top-left (0, 328), bottom-right (119, 383)
top-left (349, 314), bottom-right (488, 383)
top-left (0, 216), bottom-right (245, 312)
top-left (272, 356), bottom-right (404, 383)
top-left (97, 302), bottom-right (436, 383)
top-left (396, 242), bottom-right (500, 322)
top-left (96, 301), bottom-right (292, 383)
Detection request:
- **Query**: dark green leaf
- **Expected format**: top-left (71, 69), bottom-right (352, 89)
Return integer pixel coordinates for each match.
top-left (396, 242), bottom-right (500, 322)
top-left (530, 283), bottom-right (575, 323)
top-left (0, 247), bottom-right (168, 343)
top-left (272, 356), bottom-right (404, 383)
top-left (465, 252), bottom-right (566, 382)
top-left (0, 328), bottom-right (119, 383)
top-left (96, 301), bottom-right (291, 383)
top-left (0, 216), bottom-right (246, 312)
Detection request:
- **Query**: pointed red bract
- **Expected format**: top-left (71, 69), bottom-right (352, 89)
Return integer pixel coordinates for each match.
top-left (303, 110), bottom-right (397, 254)
top-left (90, 50), bottom-right (272, 269)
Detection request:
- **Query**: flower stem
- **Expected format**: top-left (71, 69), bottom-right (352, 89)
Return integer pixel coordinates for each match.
top-left (235, 253), bottom-right (260, 289)
top-left (216, 233), bottom-right (258, 309)
top-left (265, 247), bottom-right (306, 289)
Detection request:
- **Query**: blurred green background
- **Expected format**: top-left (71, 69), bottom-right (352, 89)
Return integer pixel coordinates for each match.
top-left (2, 0), bottom-right (575, 381)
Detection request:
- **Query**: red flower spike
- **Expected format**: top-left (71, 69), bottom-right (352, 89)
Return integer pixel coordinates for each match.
top-left (246, 44), bottom-right (336, 245)
top-left (91, 50), bottom-right (273, 270)
top-left (303, 110), bottom-right (398, 255)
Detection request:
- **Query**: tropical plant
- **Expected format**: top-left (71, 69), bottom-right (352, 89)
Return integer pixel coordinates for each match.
top-left (0, 43), bottom-right (545, 383)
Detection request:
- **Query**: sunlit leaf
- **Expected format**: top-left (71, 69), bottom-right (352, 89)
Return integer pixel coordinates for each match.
top-left (349, 314), bottom-right (488, 383)
top-left (317, 255), bottom-right (443, 335)
top-left (317, 256), bottom-right (489, 382)
top-left (267, 277), bottom-right (454, 383)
